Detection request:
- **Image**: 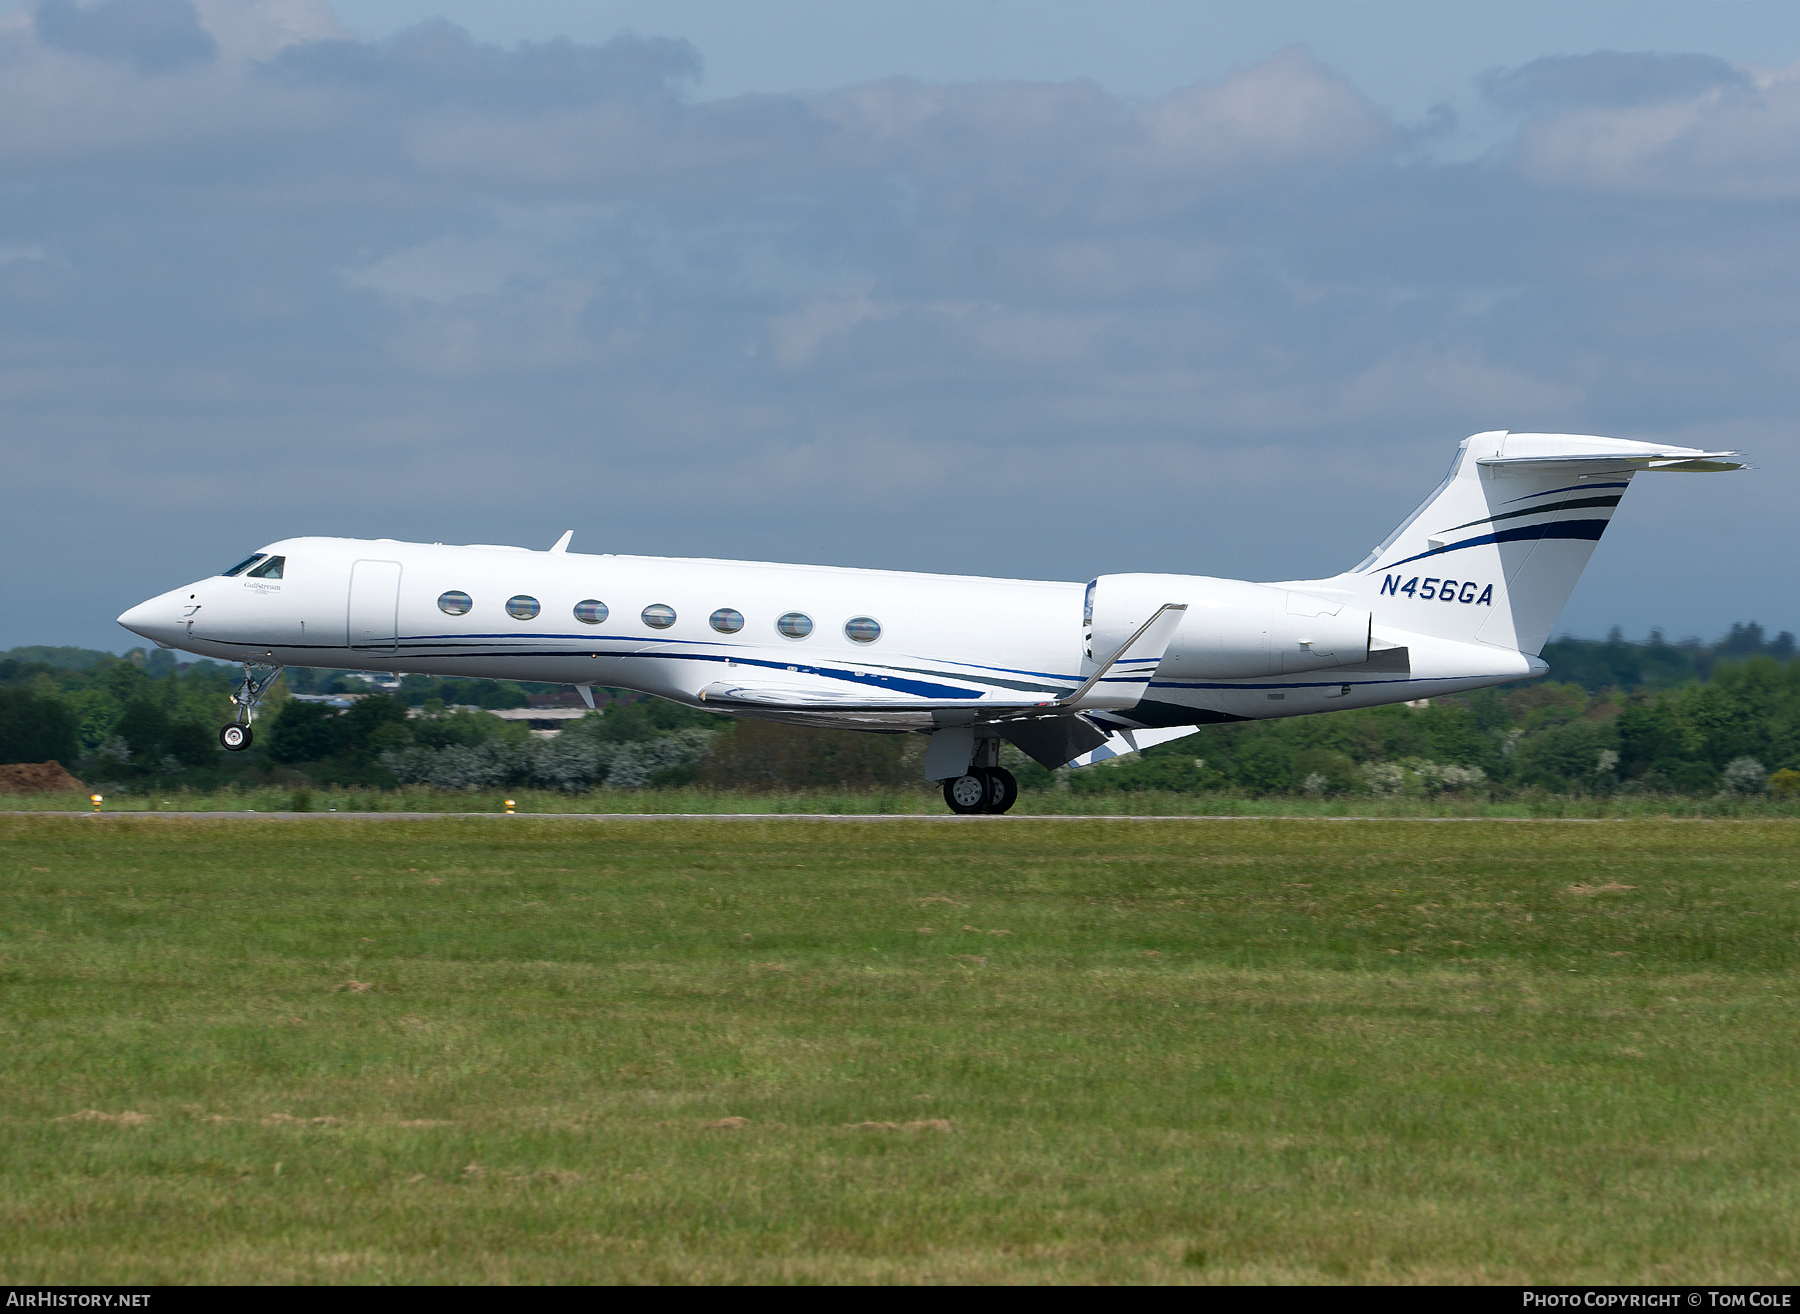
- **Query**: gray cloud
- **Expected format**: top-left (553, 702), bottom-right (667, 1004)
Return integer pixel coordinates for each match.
top-left (0, 6), bottom-right (1789, 648)
top-left (35, 0), bottom-right (217, 71)
top-left (1483, 51), bottom-right (1749, 113)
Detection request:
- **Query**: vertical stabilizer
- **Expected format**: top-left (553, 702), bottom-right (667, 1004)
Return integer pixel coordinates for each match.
top-left (1290, 432), bottom-right (1743, 656)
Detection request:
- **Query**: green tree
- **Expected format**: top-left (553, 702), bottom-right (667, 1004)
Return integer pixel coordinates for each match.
top-left (112, 699), bottom-right (215, 769)
top-left (1616, 701), bottom-right (1683, 779)
top-left (1513, 719), bottom-right (1618, 789)
top-left (1232, 738), bottom-right (1295, 792)
top-left (1292, 746), bottom-right (1359, 793)
top-left (0, 688), bottom-right (79, 765)
top-left (266, 702), bottom-right (347, 764)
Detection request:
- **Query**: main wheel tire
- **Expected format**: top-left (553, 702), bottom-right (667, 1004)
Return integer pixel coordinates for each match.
top-left (220, 723), bottom-right (252, 752)
top-left (943, 772), bottom-right (989, 815)
top-left (986, 767), bottom-right (1019, 814)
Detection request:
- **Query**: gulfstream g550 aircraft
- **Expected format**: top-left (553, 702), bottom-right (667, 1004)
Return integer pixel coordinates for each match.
top-left (118, 431), bottom-right (1742, 813)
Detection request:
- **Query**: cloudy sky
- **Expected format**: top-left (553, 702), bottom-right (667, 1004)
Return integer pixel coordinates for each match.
top-left (2, 0), bottom-right (1795, 652)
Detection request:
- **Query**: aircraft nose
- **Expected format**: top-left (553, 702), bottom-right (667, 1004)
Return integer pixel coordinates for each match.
top-left (118, 595), bottom-right (177, 644)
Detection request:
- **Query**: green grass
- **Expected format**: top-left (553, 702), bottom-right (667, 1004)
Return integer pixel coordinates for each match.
top-left (3, 816), bottom-right (1799, 1283)
top-left (10, 783), bottom-right (1800, 818)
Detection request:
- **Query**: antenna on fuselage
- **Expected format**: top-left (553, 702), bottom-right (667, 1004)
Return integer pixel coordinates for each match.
top-left (549, 530), bottom-right (573, 553)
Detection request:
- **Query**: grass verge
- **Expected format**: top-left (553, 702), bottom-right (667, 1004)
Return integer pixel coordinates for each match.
top-left (8, 784), bottom-right (1800, 818)
top-left (3, 816), bottom-right (1798, 1282)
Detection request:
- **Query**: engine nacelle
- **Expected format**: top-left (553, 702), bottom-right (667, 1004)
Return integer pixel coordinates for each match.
top-left (1085, 573), bottom-right (1371, 679)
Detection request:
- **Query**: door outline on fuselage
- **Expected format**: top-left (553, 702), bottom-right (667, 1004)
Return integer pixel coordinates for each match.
top-left (347, 560), bottom-right (402, 653)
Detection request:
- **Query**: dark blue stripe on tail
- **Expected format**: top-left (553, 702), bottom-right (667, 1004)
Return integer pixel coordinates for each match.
top-left (1378, 519), bottom-right (1610, 571)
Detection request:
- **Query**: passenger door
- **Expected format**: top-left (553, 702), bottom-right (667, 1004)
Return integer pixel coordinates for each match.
top-left (346, 560), bottom-right (402, 653)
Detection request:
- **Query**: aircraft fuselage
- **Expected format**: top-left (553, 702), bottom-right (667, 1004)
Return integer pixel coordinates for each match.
top-left (119, 535), bottom-right (1537, 734)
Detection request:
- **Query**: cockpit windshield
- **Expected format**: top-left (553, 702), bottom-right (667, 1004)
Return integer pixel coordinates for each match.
top-left (222, 554), bottom-right (266, 577)
top-left (246, 556), bottom-right (285, 579)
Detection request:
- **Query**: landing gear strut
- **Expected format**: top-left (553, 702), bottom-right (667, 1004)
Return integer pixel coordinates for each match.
top-left (941, 736), bottom-right (1018, 814)
top-left (220, 663), bottom-right (283, 752)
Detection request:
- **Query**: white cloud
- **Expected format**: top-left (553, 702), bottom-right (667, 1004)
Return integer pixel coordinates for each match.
top-left (1139, 46), bottom-right (1392, 172)
top-left (1508, 58), bottom-right (1800, 196)
top-left (767, 285), bottom-right (890, 369)
top-left (190, 0), bottom-right (344, 63)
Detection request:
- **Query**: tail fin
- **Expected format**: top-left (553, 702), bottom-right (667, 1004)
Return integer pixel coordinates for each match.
top-left (1297, 432), bottom-right (1744, 655)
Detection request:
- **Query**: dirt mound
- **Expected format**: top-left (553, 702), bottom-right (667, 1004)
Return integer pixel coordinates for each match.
top-left (0, 761), bottom-right (85, 794)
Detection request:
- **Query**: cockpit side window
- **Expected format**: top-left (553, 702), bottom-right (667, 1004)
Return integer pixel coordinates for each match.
top-left (246, 556), bottom-right (286, 580)
top-left (222, 554), bottom-right (266, 577)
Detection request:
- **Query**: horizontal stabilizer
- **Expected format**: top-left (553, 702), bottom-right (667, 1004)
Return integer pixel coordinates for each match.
top-left (1476, 448), bottom-right (1744, 473)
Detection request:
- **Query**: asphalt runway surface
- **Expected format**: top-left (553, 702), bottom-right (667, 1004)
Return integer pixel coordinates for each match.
top-left (5, 811), bottom-right (1760, 823)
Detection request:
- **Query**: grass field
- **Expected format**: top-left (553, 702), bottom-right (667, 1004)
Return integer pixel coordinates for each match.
top-left (3, 816), bottom-right (1798, 1284)
top-left (9, 782), bottom-right (1800, 819)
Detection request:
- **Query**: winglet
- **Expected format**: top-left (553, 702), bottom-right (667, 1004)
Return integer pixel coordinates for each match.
top-left (575, 684), bottom-right (596, 710)
top-left (1060, 603), bottom-right (1187, 710)
top-left (549, 530), bottom-right (574, 553)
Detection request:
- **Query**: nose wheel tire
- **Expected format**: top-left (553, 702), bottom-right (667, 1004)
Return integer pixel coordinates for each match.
top-left (220, 724), bottom-right (253, 752)
top-left (942, 767), bottom-right (1020, 815)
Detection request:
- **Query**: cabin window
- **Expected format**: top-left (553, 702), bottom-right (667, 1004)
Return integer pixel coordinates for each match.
top-left (221, 554), bottom-right (265, 577)
top-left (844, 616), bottom-right (881, 643)
top-left (777, 612), bottom-right (813, 639)
top-left (574, 599), bottom-right (608, 625)
top-left (642, 603), bottom-right (676, 629)
top-left (710, 608), bottom-right (744, 634)
top-left (506, 595), bottom-right (541, 620)
top-left (246, 556), bottom-right (285, 579)
top-left (438, 590), bottom-right (473, 616)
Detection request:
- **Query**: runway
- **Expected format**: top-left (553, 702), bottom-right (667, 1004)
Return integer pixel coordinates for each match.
top-left (5, 811), bottom-right (1752, 823)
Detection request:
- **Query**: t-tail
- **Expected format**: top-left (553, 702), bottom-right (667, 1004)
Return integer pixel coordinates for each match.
top-left (1296, 432), bottom-right (1745, 656)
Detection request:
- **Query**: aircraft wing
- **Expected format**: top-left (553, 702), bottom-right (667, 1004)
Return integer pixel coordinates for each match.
top-left (1065, 724), bottom-right (1204, 767)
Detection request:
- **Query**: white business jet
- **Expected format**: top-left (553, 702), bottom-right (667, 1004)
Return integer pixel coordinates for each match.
top-left (118, 432), bottom-right (1742, 813)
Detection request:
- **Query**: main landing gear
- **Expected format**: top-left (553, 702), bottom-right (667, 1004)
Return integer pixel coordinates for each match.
top-left (941, 737), bottom-right (1018, 814)
top-left (220, 663), bottom-right (283, 752)
top-left (942, 767), bottom-right (1018, 815)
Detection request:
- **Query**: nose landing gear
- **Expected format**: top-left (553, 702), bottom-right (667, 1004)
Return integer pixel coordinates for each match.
top-left (220, 663), bottom-right (283, 752)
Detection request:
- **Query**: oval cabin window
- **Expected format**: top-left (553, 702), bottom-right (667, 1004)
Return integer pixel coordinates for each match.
top-left (506, 595), bottom-right (541, 620)
top-left (844, 616), bottom-right (881, 643)
top-left (776, 612), bottom-right (813, 639)
top-left (710, 608), bottom-right (744, 633)
top-left (438, 590), bottom-right (473, 616)
top-left (574, 599), bottom-right (608, 625)
top-left (642, 604), bottom-right (676, 629)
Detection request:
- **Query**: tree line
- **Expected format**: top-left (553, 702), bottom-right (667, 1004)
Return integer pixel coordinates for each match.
top-left (1, 622), bottom-right (1796, 798)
